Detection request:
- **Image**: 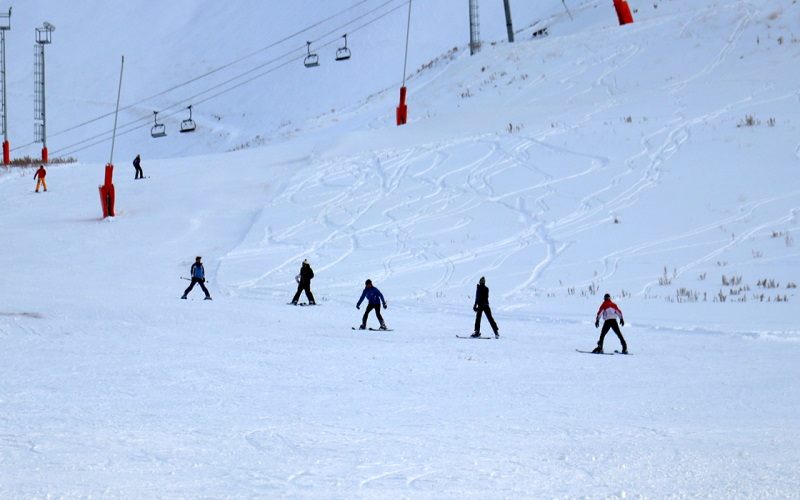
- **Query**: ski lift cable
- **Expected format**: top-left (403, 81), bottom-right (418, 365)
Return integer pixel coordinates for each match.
top-left (32, 0), bottom-right (386, 145)
top-left (15, 0), bottom-right (406, 155)
top-left (52, 1), bottom-right (411, 158)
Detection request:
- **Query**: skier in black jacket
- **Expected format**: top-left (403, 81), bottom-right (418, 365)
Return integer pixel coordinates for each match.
top-left (291, 259), bottom-right (316, 305)
top-left (472, 277), bottom-right (499, 338)
top-left (133, 154), bottom-right (144, 179)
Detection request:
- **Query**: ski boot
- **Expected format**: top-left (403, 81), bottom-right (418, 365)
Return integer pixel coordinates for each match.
top-left (181, 295), bottom-right (187, 300)
top-left (379, 324), bottom-right (388, 331)
top-left (204, 296), bottom-right (213, 300)
top-left (591, 345), bottom-right (604, 354)
top-left (470, 331), bottom-right (482, 338)
top-left (494, 330), bottom-right (500, 339)
top-left (358, 325), bottom-right (366, 330)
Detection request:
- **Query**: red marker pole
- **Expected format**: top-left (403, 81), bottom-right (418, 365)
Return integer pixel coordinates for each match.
top-left (613, 0), bottom-right (634, 25)
top-left (101, 56), bottom-right (124, 218)
top-left (397, 0), bottom-right (412, 126)
top-left (396, 86), bottom-right (408, 125)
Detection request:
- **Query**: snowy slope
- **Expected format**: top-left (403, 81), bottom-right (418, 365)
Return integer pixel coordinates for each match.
top-left (1, 0), bottom-right (799, 498)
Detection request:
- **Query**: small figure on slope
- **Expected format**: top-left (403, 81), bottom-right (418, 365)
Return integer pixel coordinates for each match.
top-left (182, 256), bottom-right (212, 300)
top-left (592, 293), bottom-right (627, 354)
top-left (34, 165), bottom-right (47, 192)
top-left (471, 276), bottom-right (499, 338)
top-left (356, 279), bottom-right (388, 330)
top-left (291, 259), bottom-right (316, 305)
top-left (133, 154), bottom-right (144, 179)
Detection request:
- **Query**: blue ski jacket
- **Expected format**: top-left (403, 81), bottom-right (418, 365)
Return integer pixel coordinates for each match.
top-left (357, 286), bottom-right (385, 306)
top-left (191, 262), bottom-right (205, 280)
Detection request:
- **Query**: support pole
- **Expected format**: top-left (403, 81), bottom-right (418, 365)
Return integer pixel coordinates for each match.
top-left (101, 56), bottom-right (124, 219)
top-left (0, 9), bottom-right (10, 165)
top-left (469, 0), bottom-right (481, 55)
top-left (503, 0), bottom-right (514, 43)
top-left (396, 0), bottom-right (412, 126)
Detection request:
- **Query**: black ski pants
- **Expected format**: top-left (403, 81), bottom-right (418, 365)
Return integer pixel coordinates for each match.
top-left (134, 165), bottom-right (144, 179)
top-left (474, 305), bottom-right (498, 334)
top-left (184, 278), bottom-right (210, 298)
top-left (598, 319), bottom-right (627, 350)
top-left (292, 283), bottom-right (315, 304)
top-left (361, 303), bottom-right (385, 327)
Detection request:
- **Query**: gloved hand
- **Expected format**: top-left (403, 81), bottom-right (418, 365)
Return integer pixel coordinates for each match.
top-left (383, 303), bottom-right (388, 309)
top-left (595, 319), bottom-right (599, 328)
top-left (356, 304), bottom-right (360, 309)
top-left (473, 305), bottom-right (478, 312)
top-left (620, 319), bottom-right (625, 327)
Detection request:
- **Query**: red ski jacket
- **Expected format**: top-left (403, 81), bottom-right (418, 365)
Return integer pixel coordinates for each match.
top-left (596, 299), bottom-right (623, 322)
top-left (34, 167), bottom-right (47, 179)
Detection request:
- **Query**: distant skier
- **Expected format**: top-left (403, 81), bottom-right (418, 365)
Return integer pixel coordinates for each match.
top-left (356, 279), bottom-right (388, 330)
top-left (471, 276), bottom-right (499, 338)
top-left (33, 165), bottom-right (47, 192)
top-left (182, 256), bottom-right (212, 300)
top-left (291, 259), bottom-right (316, 305)
top-left (592, 293), bottom-right (627, 354)
top-left (133, 154), bottom-right (144, 179)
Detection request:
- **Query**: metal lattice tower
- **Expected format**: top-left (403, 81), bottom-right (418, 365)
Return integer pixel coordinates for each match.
top-left (469, 0), bottom-right (481, 56)
top-left (0, 8), bottom-right (11, 143)
top-left (34, 23), bottom-right (54, 150)
top-left (33, 44), bottom-right (45, 143)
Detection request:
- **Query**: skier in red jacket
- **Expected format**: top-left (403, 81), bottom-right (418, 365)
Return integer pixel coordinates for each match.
top-left (34, 165), bottom-right (47, 192)
top-left (592, 293), bottom-right (628, 354)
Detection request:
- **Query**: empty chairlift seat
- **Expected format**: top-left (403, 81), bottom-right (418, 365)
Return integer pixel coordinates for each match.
top-left (151, 111), bottom-right (166, 138)
top-left (335, 34), bottom-right (351, 61)
top-left (180, 105), bottom-right (196, 133)
top-left (304, 41), bottom-right (319, 68)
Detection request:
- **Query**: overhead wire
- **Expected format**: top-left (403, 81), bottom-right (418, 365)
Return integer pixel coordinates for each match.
top-left (23, 0), bottom-right (411, 159)
top-left (42, 0), bottom-right (378, 144)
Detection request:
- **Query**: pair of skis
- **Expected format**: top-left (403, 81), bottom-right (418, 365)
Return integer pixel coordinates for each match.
top-left (575, 349), bottom-right (632, 355)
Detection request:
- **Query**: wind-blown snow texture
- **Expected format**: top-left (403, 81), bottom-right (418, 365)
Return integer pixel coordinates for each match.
top-left (1, 1), bottom-right (799, 498)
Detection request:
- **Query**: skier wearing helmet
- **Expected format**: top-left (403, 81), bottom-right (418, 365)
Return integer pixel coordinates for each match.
top-left (592, 293), bottom-right (627, 354)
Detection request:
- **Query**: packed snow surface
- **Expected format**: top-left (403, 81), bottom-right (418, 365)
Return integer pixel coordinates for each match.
top-left (1, 0), bottom-right (799, 498)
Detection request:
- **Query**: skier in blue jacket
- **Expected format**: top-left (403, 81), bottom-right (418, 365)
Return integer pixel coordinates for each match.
top-left (182, 256), bottom-right (212, 300)
top-left (356, 279), bottom-right (388, 330)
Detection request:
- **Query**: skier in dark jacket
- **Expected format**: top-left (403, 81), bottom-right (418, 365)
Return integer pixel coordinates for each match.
top-left (472, 276), bottom-right (499, 338)
top-left (356, 279), bottom-right (387, 330)
top-left (182, 256), bottom-right (212, 300)
top-left (592, 293), bottom-right (627, 353)
top-left (133, 154), bottom-right (144, 179)
top-left (291, 259), bottom-right (315, 305)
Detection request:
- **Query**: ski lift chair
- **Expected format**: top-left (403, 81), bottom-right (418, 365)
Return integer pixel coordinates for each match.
top-left (180, 105), bottom-right (196, 133)
top-left (304, 41), bottom-right (320, 68)
top-left (151, 111), bottom-right (166, 138)
top-left (335, 34), bottom-right (351, 61)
